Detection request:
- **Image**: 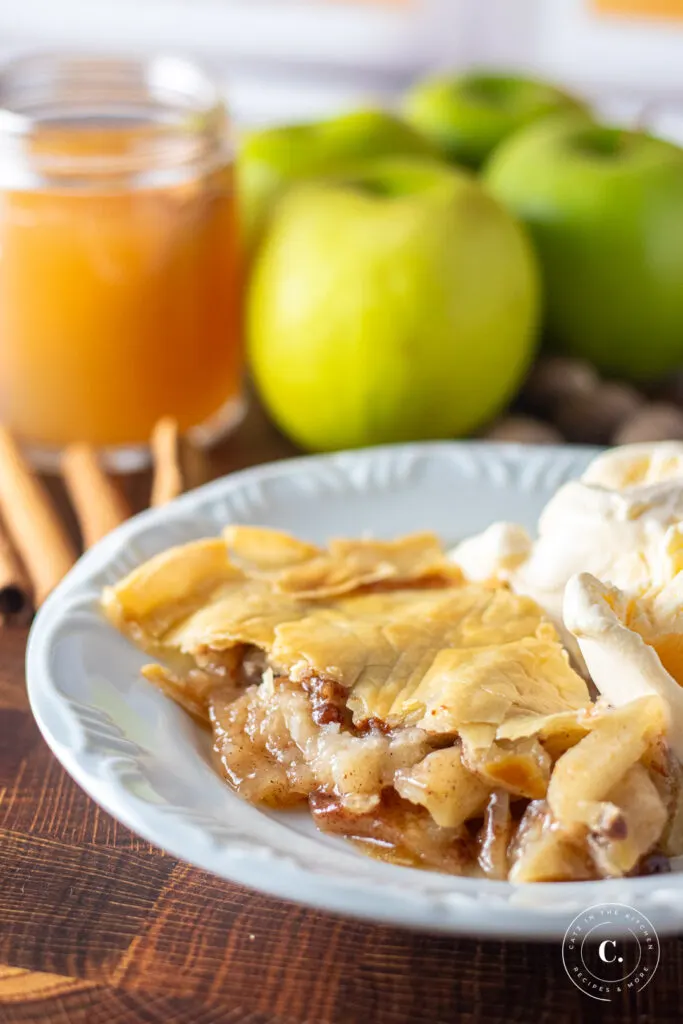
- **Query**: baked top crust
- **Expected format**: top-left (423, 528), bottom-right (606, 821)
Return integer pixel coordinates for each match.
top-left (103, 526), bottom-right (680, 882)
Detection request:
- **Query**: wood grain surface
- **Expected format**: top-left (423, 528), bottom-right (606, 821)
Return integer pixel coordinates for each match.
top-left (1, 403), bottom-right (682, 1023)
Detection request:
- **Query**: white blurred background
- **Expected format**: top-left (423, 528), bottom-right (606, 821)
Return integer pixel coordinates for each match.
top-left (1, 0), bottom-right (683, 139)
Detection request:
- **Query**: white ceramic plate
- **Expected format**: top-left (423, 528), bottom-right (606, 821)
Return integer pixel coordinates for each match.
top-left (27, 442), bottom-right (683, 940)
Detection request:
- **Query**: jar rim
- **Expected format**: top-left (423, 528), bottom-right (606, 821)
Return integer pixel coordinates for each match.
top-left (0, 52), bottom-right (231, 188)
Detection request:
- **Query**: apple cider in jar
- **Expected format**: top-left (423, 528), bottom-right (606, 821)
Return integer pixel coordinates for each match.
top-left (0, 55), bottom-right (243, 464)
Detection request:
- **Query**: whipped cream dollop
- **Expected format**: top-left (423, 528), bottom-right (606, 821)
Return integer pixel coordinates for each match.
top-left (449, 442), bottom-right (683, 622)
top-left (449, 521), bottom-right (531, 584)
top-left (564, 570), bottom-right (683, 760)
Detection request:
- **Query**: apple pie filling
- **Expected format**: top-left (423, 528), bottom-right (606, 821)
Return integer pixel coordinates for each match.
top-left (103, 525), bottom-right (683, 881)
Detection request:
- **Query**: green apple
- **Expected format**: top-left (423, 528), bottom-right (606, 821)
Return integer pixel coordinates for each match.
top-left (238, 109), bottom-right (435, 248)
top-left (403, 70), bottom-right (587, 169)
top-left (485, 116), bottom-right (683, 380)
top-left (248, 158), bottom-right (539, 451)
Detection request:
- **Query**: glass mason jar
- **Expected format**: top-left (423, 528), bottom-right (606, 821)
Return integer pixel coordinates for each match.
top-left (0, 54), bottom-right (244, 468)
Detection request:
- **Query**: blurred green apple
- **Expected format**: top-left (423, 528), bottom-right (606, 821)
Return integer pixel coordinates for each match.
top-left (403, 70), bottom-right (586, 168)
top-left (238, 109), bottom-right (435, 247)
top-left (485, 116), bottom-right (683, 380)
top-left (248, 158), bottom-right (539, 451)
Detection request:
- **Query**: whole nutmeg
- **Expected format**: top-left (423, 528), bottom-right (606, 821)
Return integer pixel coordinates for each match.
top-left (523, 356), bottom-right (600, 415)
top-left (554, 381), bottom-right (644, 444)
top-left (613, 402), bottom-right (683, 445)
top-left (484, 415), bottom-right (564, 445)
top-left (655, 372), bottom-right (683, 408)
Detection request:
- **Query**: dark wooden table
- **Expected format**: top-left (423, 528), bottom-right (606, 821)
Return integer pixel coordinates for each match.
top-left (1, 404), bottom-right (681, 1023)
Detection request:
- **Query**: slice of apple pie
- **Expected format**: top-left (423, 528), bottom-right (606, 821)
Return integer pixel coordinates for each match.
top-left (103, 526), bottom-right (683, 881)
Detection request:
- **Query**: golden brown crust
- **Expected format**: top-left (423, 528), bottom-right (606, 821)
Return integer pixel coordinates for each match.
top-left (103, 524), bottom-right (677, 882)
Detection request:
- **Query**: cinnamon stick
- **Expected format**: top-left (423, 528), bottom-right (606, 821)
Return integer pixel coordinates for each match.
top-left (62, 444), bottom-right (132, 549)
top-left (0, 515), bottom-right (33, 622)
top-left (150, 417), bottom-right (208, 507)
top-left (0, 427), bottom-right (77, 605)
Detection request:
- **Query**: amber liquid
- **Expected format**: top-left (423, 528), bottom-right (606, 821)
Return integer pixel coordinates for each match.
top-left (0, 125), bottom-right (242, 449)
